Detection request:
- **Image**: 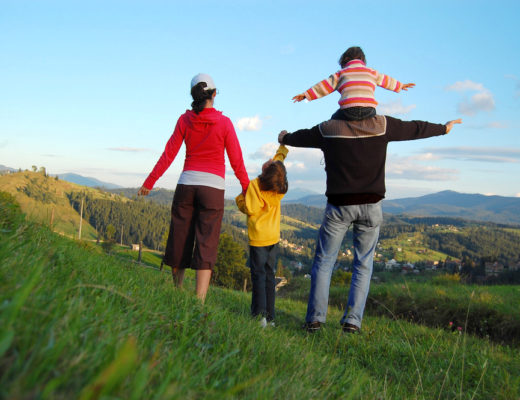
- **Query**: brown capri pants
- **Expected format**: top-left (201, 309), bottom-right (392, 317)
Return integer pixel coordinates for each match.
top-left (163, 184), bottom-right (224, 271)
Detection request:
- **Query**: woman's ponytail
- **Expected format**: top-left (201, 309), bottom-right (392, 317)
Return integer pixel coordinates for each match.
top-left (191, 82), bottom-right (216, 114)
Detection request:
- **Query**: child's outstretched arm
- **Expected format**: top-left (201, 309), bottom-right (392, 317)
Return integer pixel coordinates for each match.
top-left (292, 94), bottom-right (306, 102)
top-left (375, 71), bottom-right (414, 93)
top-left (273, 144), bottom-right (289, 162)
top-left (292, 72), bottom-right (340, 102)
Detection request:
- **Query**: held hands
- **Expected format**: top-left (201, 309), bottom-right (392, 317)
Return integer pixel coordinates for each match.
top-left (401, 83), bottom-right (416, 91)
top-left (445, 119), bottom-right (462, 134)
top-left (137, 186), bottom-right (150, 196)
top-left (278, 130), bottom-right (288, 144)
top-left (292, 94), bottom-right (306, 102)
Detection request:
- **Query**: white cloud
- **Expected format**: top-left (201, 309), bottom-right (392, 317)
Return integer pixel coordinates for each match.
top-left (446, 80), bottom-right (495, 116)
top-left (249, 143), bottom-right (279, 160)
top-left (249, 143), bottom-right (321, 166)
top-left (420, 146), bottom-right (520, 163)
top-left (108, 147), bottom-right (152, 152)
top-left (236, 115), bottom-right (262, 131)
top-left (247, 143), bottom-right (324, 183)
top-left (411, 152), bottom-right (441, 161)
top-left (468, 121), bottom-right (509, 130)
top-left (446, 80), bottom-right (485, 92)
top-left (458, 90), bottom-right (495, 115)
top-left (285, 161), bottom-right (306, 170)
top-left (386, 154), bottom-right (458, 181)
top-left (505, 74), bottom-right (520, 97)
top-left (377, 99), bottom-right (416, 116)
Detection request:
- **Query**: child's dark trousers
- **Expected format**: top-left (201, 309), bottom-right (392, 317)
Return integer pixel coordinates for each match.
top-left (250, 244), bottom-right (278, 321)
top-left (331, 106), bottom-right (376, 121)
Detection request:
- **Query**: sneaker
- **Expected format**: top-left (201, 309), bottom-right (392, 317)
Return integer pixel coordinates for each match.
top-left (260, 317), bottom-right (267, 328)
top-left (268, 321), bottom-right (275, 327)
top-left (303, 321), bottom-right (321, 332)
top-left (342, 322), bottom-right (360, 334)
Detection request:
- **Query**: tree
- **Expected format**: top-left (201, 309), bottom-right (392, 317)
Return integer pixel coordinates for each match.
top-left (106, 224), bottom-right (116, 240)
top-left (31, 165), bottom-right (37, 172)
top-left (276, 259), bottom-right (292, 280)
top-left (212, 233), bottom-right (250, 291)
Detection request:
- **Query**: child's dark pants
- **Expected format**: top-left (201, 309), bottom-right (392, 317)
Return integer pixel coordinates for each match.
top-left (250, 244), bottom-right (278, 321)
top-left (331, 106), bottom-right (376, 121)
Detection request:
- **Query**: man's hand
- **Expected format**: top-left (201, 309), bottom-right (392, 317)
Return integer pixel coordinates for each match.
top-left (292, 94), bottom-right (306, 102)
top-left (278, 130), bottom-right (288, 144)
top-left (401, 83), bottom-right (415, 91)
top-left (137, 186), bottom-right (150, 196)
top-left (445, 119), bottom-right (462, 134)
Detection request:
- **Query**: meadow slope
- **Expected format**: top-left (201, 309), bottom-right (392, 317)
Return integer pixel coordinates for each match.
top-left (1, 194), bottom-right (519, 399)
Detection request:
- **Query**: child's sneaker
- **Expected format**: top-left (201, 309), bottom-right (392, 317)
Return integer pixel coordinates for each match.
top-left (260, 317), bottom-right (267, 328)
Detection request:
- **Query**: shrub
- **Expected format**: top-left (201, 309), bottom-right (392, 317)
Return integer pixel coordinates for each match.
top-left (0, 191), bottom-right (23, 230)
top-left (432, 273), bottom-right (461, 285)
top-left (102, 239), bottom-right (116, 254)
top-left (331, 269), bottom-right (352, 287)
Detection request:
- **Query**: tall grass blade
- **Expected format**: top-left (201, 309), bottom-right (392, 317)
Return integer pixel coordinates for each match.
top-left (79, 337), bottom-right (138, 400)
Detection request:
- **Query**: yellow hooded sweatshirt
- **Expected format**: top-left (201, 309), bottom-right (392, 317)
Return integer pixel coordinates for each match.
top-left (235, 145), bottom-right (289, 247)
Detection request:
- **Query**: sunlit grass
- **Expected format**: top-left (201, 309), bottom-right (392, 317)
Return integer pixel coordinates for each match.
top-left (1, 197), bottom-right (519, 399)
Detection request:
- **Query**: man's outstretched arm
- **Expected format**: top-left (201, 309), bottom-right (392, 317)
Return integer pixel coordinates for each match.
top-left (278, 125), bottom-right (323, 148)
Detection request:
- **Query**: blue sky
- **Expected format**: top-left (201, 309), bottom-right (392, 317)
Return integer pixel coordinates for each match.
top-left (1, 0), bottom-right (519, 199)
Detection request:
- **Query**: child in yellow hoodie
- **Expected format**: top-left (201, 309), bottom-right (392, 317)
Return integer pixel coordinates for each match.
top-left (236, 145), bottom-right (289, 327)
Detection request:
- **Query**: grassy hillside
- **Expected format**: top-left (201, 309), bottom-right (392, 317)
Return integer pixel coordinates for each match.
top-left (379, 231), bottom-right (448, 263)
top-left (280, 275), bottom-right (520, 346)
top-left (1, 194), bottom-right (519, 399)
top-left (0, 171), bottom-right (127, 240)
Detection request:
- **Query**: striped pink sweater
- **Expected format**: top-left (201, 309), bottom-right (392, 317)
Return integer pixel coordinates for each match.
top-left (304, 60), bottom-right (402, 109)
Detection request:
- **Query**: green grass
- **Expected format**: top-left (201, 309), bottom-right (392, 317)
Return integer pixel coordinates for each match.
top-left (280, 275), bottom-right (520, 346)
top-left (1, 196), bottom-right (519, 399)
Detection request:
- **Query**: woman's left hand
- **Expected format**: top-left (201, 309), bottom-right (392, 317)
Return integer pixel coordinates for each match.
top-left (138, 186), bottom-right (150, 196)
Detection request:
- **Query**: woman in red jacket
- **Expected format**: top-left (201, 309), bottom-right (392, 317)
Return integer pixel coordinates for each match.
top-left (138, 73), bottom-right (249, 303)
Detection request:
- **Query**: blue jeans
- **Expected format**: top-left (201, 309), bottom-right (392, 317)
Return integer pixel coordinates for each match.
top-left (250, 244), bottom-right (278, 321)
top-left (305, 201), bottom-right (382, 328)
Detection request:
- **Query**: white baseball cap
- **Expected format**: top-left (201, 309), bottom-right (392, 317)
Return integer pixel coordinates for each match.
top-left (190, 73), bottom-right (216, 90)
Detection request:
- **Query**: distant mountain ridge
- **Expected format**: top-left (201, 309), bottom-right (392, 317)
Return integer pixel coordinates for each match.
top-left (383, 190), bottom-right (520, 225)
top-left (55, 173), bottom-right (122, 189)
top-left (0, 165), bottom-right (17, 173)
top-left (287, 190), bottom-right (520, 225)
top-left (282, 187), bottom-right (320, 202)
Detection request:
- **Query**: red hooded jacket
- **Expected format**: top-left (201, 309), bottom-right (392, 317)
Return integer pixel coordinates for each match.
top-left (143, 108), bottom-right (249, 192)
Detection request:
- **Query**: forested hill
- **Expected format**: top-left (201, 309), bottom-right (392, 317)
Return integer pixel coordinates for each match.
top-left (68, 192), bottom-right (170, 251)
top-left (2, 172), bottom-right (519, 267)
top-left (106, 188), bottom-right (175, 206)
